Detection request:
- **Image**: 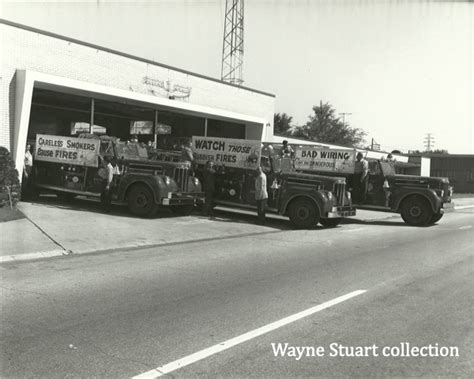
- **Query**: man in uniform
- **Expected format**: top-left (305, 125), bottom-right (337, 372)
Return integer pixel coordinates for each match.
top-left (255, 166), bottom-right (268, 225)
top-left (22, 144), bottom-right (34, 198)
top-left (181, 140), bottom-right (194, 164)
top-left (101, 156), bottom-right (115, 212)
top-left (280, 140), bottom-right (294, 158)
top-left (353, 152), bottom-right (369, 203)
top-left (202, 160), bottom-right (216, 217)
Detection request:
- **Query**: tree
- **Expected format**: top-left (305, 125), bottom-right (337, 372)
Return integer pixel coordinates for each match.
top-left (0, 146), bottom-right (21, 207)
top-left (429, 149), bottom-right (449, 155)
top-left (293, 101), bottom-right (366, 147)
top-left (273, 113), bottom-right (293, 136)
top-left (408, 149), bottom-right (449, 155)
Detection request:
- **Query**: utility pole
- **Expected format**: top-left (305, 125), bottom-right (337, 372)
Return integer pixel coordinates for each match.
top-left (221, 0), bottom-right (244, 85)
top-left (339, 112), bottom-right (352, 125)
top-left (423, 133), bottom-right (435, 151)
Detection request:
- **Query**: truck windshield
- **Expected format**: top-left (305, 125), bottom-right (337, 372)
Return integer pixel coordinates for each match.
top-left (115, 141), bottom-right (148, 160)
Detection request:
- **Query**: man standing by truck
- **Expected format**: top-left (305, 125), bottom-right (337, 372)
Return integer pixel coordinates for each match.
top-left (353, 152), bottom-right (369, 203)
top-left (202, 160), bottom-right (216, 217)
top-left (101, 156), bottom-right (115, 213)
top-left (255, 166), bottom-right (268, 225)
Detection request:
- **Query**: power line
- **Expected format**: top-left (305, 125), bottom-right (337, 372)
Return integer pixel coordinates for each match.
top-left (338, 112), bottom-right (352, 125)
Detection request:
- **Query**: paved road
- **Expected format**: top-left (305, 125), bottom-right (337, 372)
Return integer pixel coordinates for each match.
top-left (1, 209), bottom-right (473, 377)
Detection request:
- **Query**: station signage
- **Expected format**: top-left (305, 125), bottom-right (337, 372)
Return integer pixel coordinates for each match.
top-left (35, 134), bottom-right (100, 167)
top-left (294, 147), bottom-right (356, 174)
top-left (192, 136), bottom-right (261, 169)
top-left (142, 76), bottom-right (192, 99)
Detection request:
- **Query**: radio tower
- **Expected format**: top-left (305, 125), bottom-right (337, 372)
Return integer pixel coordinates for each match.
top-left (423, 133), bottom-right (435, 151)
top-left (221, 0), bottom-right (244, 85)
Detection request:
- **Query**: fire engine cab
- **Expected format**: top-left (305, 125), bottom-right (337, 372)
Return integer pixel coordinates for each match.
top-left (293, 146), bottom-right (454, 226)
top-left (31, 134), bottom-right (203, 216)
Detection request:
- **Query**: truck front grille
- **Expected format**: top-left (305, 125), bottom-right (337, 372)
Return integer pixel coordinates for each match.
top-left (173, 167), bottom-right (189, 192)
top-left (333, 182), bottom-right (346, 206)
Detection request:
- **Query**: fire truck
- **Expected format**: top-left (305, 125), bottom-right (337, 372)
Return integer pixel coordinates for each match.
top-left (31, 134), bottom-right (203, 217)
top-left (293, 146), bottom-right (454, 226)
top-left (187, 136), bottom-right (356, 229)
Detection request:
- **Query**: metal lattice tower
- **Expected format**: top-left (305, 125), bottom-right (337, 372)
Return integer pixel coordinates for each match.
top-left (221, 0), bottom-right (244, 85)
top-left (424, 133), bottom-right (435, 151)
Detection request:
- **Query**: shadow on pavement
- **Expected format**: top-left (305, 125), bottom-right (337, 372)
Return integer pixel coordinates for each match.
top-left (341, 218), bottom-right (408, 227)
top-left (27, 195), bottom-right (176, 220)
top-left (26, 196), bottom-right (354, 232)
top-left (207, 208), bottom-right (293, 231)
top-left (25, 196), bottom-right (296, 230)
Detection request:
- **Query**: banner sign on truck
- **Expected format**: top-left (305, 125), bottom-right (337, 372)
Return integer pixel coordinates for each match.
top-left (35, 134), bottom-right (100, 167)
top-left (192, 136), bottom-right (261, 169)
top-left (294, 147), bottom-right (356, 174)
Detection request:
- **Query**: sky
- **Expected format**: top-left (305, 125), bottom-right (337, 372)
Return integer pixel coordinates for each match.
top-left (1, 0), bottom-right (473, 153)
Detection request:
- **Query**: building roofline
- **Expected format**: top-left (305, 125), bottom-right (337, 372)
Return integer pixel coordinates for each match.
top-left (407, 153), bottom-right (474, 158)
top-left (427, 154), bottom-right (474, 158)
top-left (0, 18), bottom-right (276, 98)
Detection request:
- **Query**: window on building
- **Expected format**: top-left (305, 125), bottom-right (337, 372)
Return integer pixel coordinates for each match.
top-left (93, 99), bottom-right (155, 142)
top-left (207, 119), bottom-right (245, 139)
top-left (29, 89), bottom-right (91, 141)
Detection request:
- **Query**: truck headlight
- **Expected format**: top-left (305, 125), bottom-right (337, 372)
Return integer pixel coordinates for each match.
top-left (193, 177), bottom-right (199, 186)
top-left (346, 191), bottom-right (351, 199)
top-left (327, 192), bottom-right (333, 201)
top-left (164, 176), bottom-right (171, 185)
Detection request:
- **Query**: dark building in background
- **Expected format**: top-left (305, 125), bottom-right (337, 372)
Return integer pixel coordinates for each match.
top-left (430, 155), bottom-right (474, 193)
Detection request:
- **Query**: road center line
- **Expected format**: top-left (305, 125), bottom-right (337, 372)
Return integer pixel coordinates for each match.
top-left (133, 289), bottom-right (366, 378)
top-left (458, 225), bottom-right (472, 230)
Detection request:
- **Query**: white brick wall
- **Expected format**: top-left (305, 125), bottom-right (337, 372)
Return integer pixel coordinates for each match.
top-left (0, 22), bottom-right (275, 150)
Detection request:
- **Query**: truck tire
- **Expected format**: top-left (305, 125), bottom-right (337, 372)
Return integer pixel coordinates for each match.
top-left (319, 217), bottom-right (342, 228)
top-left (127, 184), bottom-right (156, 217)
top-left (288, 198), bottom-right (320, 229)
top-left (400, 196), bottom-right (433, 226)
top-left (170, 205), bottom-right (194, 216)
top-left (428, 212), bottom-right (443, 225)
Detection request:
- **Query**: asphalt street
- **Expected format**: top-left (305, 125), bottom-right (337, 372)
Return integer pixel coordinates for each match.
top-left (1, 208), bottom-right (473, 377)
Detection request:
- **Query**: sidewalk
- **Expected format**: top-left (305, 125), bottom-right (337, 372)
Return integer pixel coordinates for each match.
top-left (1, 196), bottom-right (473, 263)
top-left (1, 197), bottom-right (287, 263)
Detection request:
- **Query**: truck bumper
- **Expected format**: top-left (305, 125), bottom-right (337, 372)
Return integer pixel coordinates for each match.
top-left (161, 192), bottom-right (205, 206)
top-left (441, 201), bottom-right (455, 213)
top-left (327, 205), bottom-right (357, 218)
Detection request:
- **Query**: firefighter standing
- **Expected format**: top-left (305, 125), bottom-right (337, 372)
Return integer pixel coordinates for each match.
top-left (101, 156), bottom-right (115, 212)
top-left (280, 140), bottom-right (294, 158)
top-left (181, 140), bottom-right (194, 164)
top-left (202, 160), bottom-right (216, 217)
top-left (22, 144), bottom-right (34, 198)
top-left (353, 152), bottom-right (369, 203)
top-left (255, 166), bottom-right (268, 225)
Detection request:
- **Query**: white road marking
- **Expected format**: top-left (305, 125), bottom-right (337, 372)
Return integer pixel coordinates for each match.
top-left (133, 289), bottom-right (366, 378)
top-left (459, 225), bottom-right (472, 230)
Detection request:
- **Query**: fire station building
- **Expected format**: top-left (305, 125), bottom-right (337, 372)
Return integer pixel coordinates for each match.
top-left (0, 19), bottom-right (275, 178)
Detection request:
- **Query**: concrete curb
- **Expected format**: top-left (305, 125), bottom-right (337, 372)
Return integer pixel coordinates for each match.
top-left (0, 229), bottom-right (284, 264)
top-left (0, 249), bottom-right (69, 264)
top-left (454, 205), bottom-right (474, 210)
